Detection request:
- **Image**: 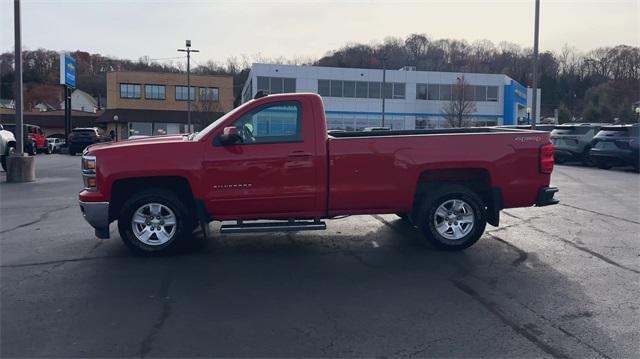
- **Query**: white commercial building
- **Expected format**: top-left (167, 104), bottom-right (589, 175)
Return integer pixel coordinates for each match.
top-left (242, 63), bottom-right (540, 130)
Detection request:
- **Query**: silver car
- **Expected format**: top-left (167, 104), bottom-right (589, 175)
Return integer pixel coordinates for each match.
top-left (550, 123), bottom-right (605, 164)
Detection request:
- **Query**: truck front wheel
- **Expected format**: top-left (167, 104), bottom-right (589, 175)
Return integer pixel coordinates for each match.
top-left (417, 185), bottom-right (486, 250)
top-left (118, 189), bottom-right (193, 255)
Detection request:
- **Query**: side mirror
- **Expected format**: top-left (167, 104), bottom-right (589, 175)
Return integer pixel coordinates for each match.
top-left (219, 126), bottom-right (241, 145)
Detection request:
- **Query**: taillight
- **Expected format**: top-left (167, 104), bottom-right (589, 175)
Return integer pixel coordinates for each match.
top-left (540, 143), bottom-right (554, 174)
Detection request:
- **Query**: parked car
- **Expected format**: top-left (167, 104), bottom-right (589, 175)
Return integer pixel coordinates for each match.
top-left (0, 123), bottom-right (16, 171)
top-left (46, 137), bottom-right (66, 154)
top-left (68, 127), bottom-right (112, 155)
top-left (78, 93), bottom-right (557, 255)
top-left (550, 123), bottom-right (605, 164)
top-left (2, 123), bottom-right (48, 155)
top-left (589, 124), bottom-right (640, 171)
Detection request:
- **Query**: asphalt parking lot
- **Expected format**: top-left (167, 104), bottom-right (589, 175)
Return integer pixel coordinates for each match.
top-left (1, 154), bottom-right (638, 358)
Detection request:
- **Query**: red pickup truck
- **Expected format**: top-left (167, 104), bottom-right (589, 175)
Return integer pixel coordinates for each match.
top-left (79, 93), bottom-right (557, 254)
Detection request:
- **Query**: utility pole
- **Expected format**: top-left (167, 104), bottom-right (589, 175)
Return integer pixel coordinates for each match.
top-left (178, 40), bottom-right (199, 132)
top-left (531, 0), bottom-right (540, 129)
top-left (381, 53), bottom-right (387, 128)
top-left (14, 0), bottom-right (23, 155)
top-left (7, 0), bottom-right (35, 182)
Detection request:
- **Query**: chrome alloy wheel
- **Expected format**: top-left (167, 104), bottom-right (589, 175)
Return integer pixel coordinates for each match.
top-left (433, 199), bottom-right (475, 240)
top-left (131, 203), bottom-right (177, 246)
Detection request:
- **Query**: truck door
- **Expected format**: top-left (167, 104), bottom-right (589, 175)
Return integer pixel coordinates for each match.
top-left (203, 100), bottom-right (321, 218)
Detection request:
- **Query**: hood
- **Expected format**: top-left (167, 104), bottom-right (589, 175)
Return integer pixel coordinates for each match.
top-left (86, 135), bottom-right (188, 153)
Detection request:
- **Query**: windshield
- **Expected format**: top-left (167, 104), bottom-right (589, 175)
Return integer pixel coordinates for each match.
top-left (192, 102), bottom-right (251, 141)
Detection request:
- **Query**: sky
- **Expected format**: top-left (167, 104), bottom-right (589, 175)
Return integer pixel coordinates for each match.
top-left (1, 0), bottom-right (638, 65)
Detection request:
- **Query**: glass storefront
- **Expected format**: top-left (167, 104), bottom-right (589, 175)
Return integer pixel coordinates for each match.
top-left (127, 122), bottom-right (184, 138)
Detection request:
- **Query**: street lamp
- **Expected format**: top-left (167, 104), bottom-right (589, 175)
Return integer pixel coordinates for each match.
top-left (113, 114), bottom-right (119, 141)
top-left (178, 40), bottom-right (199, 133)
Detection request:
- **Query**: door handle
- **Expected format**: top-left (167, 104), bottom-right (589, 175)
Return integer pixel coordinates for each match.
top-left (288, 151), bottom-right (312, 158)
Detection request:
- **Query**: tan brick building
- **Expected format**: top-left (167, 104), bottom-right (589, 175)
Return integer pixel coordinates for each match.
top-left (98, 71), bottom-right (233, 139)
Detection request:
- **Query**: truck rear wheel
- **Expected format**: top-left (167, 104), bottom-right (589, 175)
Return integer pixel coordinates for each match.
top-left (117, 189), bottom-right (193, 255)
top-left (417, 185), bottom-right (486, 250)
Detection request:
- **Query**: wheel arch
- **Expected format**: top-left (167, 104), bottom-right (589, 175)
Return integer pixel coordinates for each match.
top-left (109, 176), bottom-right (196, 222)
top-left (410, 167), bottom-right (501, 227)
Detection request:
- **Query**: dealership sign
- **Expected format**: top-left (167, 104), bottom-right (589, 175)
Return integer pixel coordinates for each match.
top-left (59, 53), bottom-right (76, 88)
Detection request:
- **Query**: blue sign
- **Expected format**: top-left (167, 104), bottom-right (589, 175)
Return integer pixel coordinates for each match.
top-left (59, 54), bottom-right (76, 88)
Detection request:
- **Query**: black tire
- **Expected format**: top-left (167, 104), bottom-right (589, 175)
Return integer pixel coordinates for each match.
top-left (580, 147), bottom-right (594, 166)
top-left (596, 160), bottom-right (612, 170)
top-left (117, 188), bottom-right (193, 255)
top-left (69, 147), bottom-right (76, 156)
top-left (554, 155), bottom-right (566, 164)
top-left (1, 146), bottom-right (15, 171)
top-left (29, 142), bottom-right (37, 156)
top-left (417, 184), bottom-right (487, 251)
top-left (45, 145), bottom-right (52, 155)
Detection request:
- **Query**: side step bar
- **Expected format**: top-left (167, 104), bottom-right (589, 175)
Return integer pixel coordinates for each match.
top-left (220, 220), bottom-right (326, 234)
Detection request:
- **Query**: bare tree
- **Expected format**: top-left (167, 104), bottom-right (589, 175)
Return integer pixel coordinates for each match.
top-left (441, 77), bottom-right (476, 128)
top-left (196, 89), bottom-right (223, 127)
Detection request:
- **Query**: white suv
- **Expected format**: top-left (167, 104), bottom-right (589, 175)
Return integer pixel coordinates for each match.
top-left (0, 123), bottom-right (17, 171)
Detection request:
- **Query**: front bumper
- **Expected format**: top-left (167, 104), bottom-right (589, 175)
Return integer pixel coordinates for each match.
top-left (79, 201), bottom-right (110, 239)
top-left (536, 187), bottom-right (559, 207)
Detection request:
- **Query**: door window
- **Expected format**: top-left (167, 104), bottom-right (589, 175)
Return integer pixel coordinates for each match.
top-left (230, 102), bottom-right (301, 144)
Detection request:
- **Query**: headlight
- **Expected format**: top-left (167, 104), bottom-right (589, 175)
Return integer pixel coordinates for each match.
top-left (82, 155), bottom-right (97, 190)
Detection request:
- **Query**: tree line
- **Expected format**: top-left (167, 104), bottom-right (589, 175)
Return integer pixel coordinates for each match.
top-left (0, 34), bottom-right (638, 122)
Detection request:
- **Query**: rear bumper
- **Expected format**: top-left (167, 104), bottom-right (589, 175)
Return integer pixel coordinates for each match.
top-left (536, 187), bottom-right (559, 207)
top-left (79, 201), bottom-right (110, 239)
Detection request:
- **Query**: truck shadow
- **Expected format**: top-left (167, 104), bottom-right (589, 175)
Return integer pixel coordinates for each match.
top-left (2, 217), bottom-right (623, 358)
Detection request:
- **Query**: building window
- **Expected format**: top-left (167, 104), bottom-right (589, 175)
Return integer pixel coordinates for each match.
top-left (383, 83), bottom-right (393, 99)
top-left (144, 85), bottom-right (165, 100)
top-left (120, 83), bottom-right (141, 99)
top-left (368, 82), bottom-right (381, 98)
top-left (330, 80), bottom-right (343, 97)
top-left (393, 83), bottom-right (406, 99)
top-left (318, 80), bottom-right (330, 96)
top-left (199, 87), bottom-right (219, 102)
top-left (416, 84), bottom-right (427, 100)
top-left (487, 86), bottom-right (498, 101)
top-left (176, 86), bottom-right (195, 101)
top-left (427, 84), bottom-right (439, 100)
top-left (356, 82), bottom-right (368, 98)
top-left (343, 81), bottom-right (355, 98)
top-left (439, 84), bottom-right (452, 101)
top-left (257, 76), bottom-right (296, 94)
top-left (474, 86), bottom-right (487, 102)
top-left (242, 79), bottom-right (253, 103)
top-left (129, 122), bottom-right (153, 136)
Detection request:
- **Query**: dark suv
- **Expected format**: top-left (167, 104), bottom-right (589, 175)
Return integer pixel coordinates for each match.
top-left (550, 123), bottom-right (605, 164)
top-left (68, 127), bottom-right (111, 156)
top-left (589, 124), bottom-right (639, 171)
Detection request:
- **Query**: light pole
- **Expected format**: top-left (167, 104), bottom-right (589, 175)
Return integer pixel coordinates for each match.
top-left (178, 40), bottom-right (199, 133)
top-left (381, 52), bottom-right (387, 128)
top-left (113, 114), bottom-right (119, 141)
top-left (7, 0), bottom-right (35, 183)
top-left (531, 0), bottom-right (540, 129)
top-left (14, 0), bottom-right (23, 156)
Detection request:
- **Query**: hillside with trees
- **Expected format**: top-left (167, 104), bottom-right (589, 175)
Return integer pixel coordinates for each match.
top-left (0, 34), bottom-right (638, 122)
